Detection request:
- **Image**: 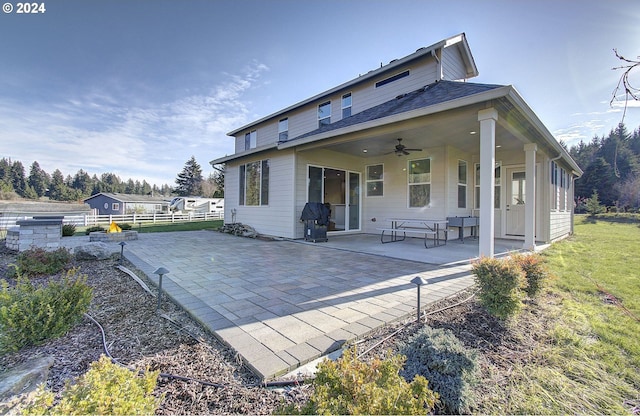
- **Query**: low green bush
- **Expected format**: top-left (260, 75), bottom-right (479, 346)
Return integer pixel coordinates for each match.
top-left (278, 347), bottom-right (438, 415)
top-left (511, 252), bottom-right (549, 298)
top-left (61, 224), bottom-right (76, 236)
top-left (85, 225), bottom-right (106, 235)
top-left (119, 223), bottom-right (133, 230)
top-left (14, 247), bottom-right (72, 277)
top-left (24, 355), bottom-right (160, 415)
top-left (0, 268), bottom-right (93, 354)
top-left (400, 325), bottom-right (480, 414)
top-left (472, 256), bottom-right (525, 319)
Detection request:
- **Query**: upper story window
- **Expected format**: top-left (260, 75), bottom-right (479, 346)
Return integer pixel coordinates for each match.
top-left (342, 93), bottom-right (352, 119)
top-left (278, 118), bottom-right (288, 142)
top-left (318, 101), bottom-right (331, 127)
top-left (375, 70), bottom-right (410, 88)
top-left (244, 130), bottom-right (257, 150)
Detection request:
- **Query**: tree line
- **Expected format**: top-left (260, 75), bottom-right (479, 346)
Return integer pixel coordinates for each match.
top-left (570, 123), bottom-right (640, 211)
top-left (0, 156), bottom-right (224, 202)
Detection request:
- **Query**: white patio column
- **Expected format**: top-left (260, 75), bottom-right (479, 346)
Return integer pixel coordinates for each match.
top-left (478, 108), bottom-right (498, 258)
top-left (524, 143), bottom-right (537, 251)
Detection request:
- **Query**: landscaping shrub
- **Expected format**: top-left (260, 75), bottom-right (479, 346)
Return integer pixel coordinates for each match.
top-left (511, 252), bottom-right (549, 298)
top-left (278, 347), bottom-right (438, 415)
top-left (0, 268), bottom-right (92, 354)
top-left (400, 325), bottom-right (479, 414)
top-left (61, 224), bottom-right (76, 236)
top-left (14, 247), bottom-right (72, 276)
top-left (24, 355), bottom-right (160, 415)
top-left (472, 256), bottom-right (525, 319)
top-left (119, 222), bottom-right (133, 230)
top-left (85, 225), bottom-right (106, 235)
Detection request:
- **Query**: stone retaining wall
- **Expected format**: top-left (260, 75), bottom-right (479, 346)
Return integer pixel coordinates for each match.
top-left (89, 231), bottom-right (139, 242)
top-left (5, 219), bottom-right (62, 252)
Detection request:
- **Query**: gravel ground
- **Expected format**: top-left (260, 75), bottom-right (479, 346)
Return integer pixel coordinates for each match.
top-left (0, 243), bottom-right (560, 414)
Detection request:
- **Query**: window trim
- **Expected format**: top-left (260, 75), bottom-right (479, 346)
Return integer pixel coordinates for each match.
top-left (474, 161), bottom-right (501, 210)
top-left (375, 70), bottom-right (410, 88)
top-left (407, 157), bottom-right (431, 208)
top-left (458, 160), bottom-right (467, 209)
top-left (318, 101), bottom-right (331, 127)
top-left (244, 130), bottom-right (257, 150)
top-left (239, 159), bottom-right (269, 206)
top-left (341, 92), bottom-right (352, 119)
top-left (365, 163), bottom-right (384, 197)
top-left (112, 203), bottom-right (119, 211)
top-left (278, 118), bottom-right (288, 142)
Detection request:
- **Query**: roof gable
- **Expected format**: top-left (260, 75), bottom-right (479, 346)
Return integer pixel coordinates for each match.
top-left (227, 33), bottom-right (477, 137)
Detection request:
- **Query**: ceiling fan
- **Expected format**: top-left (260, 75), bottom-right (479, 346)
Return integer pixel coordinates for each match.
top-left (385, 138), bottom-right (422, 156)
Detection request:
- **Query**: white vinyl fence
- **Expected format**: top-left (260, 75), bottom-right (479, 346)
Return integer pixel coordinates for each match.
top-left (0, 211), bottom-right (224, 235)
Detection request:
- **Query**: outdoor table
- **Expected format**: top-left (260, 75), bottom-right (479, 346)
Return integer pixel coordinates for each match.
top-left (377, 218), bottom-right (449, 248)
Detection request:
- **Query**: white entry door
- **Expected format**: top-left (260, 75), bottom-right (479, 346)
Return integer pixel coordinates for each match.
top-left (506, 169), bottom-right (526, 236)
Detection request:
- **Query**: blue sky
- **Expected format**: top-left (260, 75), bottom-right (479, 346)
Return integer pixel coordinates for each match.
top-left (1, 0), bottom-right (639, 187)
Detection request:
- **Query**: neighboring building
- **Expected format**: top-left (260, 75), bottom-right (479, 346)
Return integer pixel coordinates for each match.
top-left (84, 193), bottom-right (169, 215)
top-left (210, 33), bottom-right (582, 257)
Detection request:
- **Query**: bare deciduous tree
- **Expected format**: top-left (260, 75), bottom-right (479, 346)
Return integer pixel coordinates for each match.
top-left (611, 49), bottom-right (640, 123)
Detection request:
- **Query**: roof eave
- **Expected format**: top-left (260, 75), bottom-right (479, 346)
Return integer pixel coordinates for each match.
top-left (504, 88), bottom-right (583, 175)
top-left (210, 143), bottom-right (278, 166)
top-left (278, 85), bottom-right (513, 150)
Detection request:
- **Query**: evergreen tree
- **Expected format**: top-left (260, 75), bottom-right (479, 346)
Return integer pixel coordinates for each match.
top-left (48, 169), bottom-right (69, 201)
top-left (174, 156), bottom-right (203, 196)
top-left (212, 164), bottom-right (225, 197)
top-left (10, 161), bottom-right (27, 197)
top-left (28, 161), bottom-right (49, 197)
top-left (72, 169), bottom-right (93, 197)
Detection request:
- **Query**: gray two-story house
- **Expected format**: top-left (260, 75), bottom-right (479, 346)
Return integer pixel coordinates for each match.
top-left (211, 33), bottom-right (582, 257)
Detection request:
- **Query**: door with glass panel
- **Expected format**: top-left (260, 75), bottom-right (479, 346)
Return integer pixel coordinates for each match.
top-left (506, 169), bottom-right (526, 235)
top-left (308, 166), bottom-right (360, 231)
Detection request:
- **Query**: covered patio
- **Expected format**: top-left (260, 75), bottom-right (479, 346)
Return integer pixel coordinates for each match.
top-left (299, 233), bottom-right (530, 265)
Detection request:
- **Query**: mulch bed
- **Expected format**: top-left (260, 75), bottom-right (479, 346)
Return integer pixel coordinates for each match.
top-left (0, 244), bottom-right (554, 414)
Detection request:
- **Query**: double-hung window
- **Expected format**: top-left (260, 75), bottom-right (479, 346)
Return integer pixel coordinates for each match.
top-left (278, 118), bottom-right (288, 142)
top-left (408, 158), bottom-right (431, 207)
top-left (366, 164), bottom-right (383, 197)
top-left (341, 93), bottom-right (352, 119)
top-left (318, 101), bottom-right (331, 127)
top-left (458, 160), bottom-right (467, 208)
top-left (474, 162), bottom-right (501, 209)
top-left (239, 160), bottom-right (269, 206)
top-left (244, 130), bottom-right (257, 150)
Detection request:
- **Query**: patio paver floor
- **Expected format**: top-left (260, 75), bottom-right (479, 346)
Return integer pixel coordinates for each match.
top-left (61, 230), bottom-right (512, 380)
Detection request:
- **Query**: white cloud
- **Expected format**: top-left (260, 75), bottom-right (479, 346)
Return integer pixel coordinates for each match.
top-left (0, 62), bottom-right (269, 186)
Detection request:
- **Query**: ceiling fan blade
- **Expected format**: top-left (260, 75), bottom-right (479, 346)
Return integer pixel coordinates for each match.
top-left (404, 148), bottom-right (423, 152)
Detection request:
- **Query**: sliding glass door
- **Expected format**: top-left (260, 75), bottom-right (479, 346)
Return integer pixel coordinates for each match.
top-left (308, 166), bottom-right (360, 231)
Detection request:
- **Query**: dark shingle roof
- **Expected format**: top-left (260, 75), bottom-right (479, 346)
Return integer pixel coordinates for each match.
top-left (286, 80), bottom-right (505, 143)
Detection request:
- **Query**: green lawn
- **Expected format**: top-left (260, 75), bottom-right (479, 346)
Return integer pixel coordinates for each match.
top-left (491, 215), bottom-right (640, 414)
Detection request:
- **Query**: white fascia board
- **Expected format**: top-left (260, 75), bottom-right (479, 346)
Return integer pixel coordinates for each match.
top-left (209, 143), bottom-right (278, 166)
top-left (278, 85), bottom-right (513, 151)
top-left (505, 88), bottom-right (583, 175)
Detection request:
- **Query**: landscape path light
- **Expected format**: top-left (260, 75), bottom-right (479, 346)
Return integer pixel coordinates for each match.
top-left (118, 241), bottom-right (126, 265)
top-left (410, 275), bottom-right (429, 323)
top-left (154, 267), bottom-right (170, 312)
